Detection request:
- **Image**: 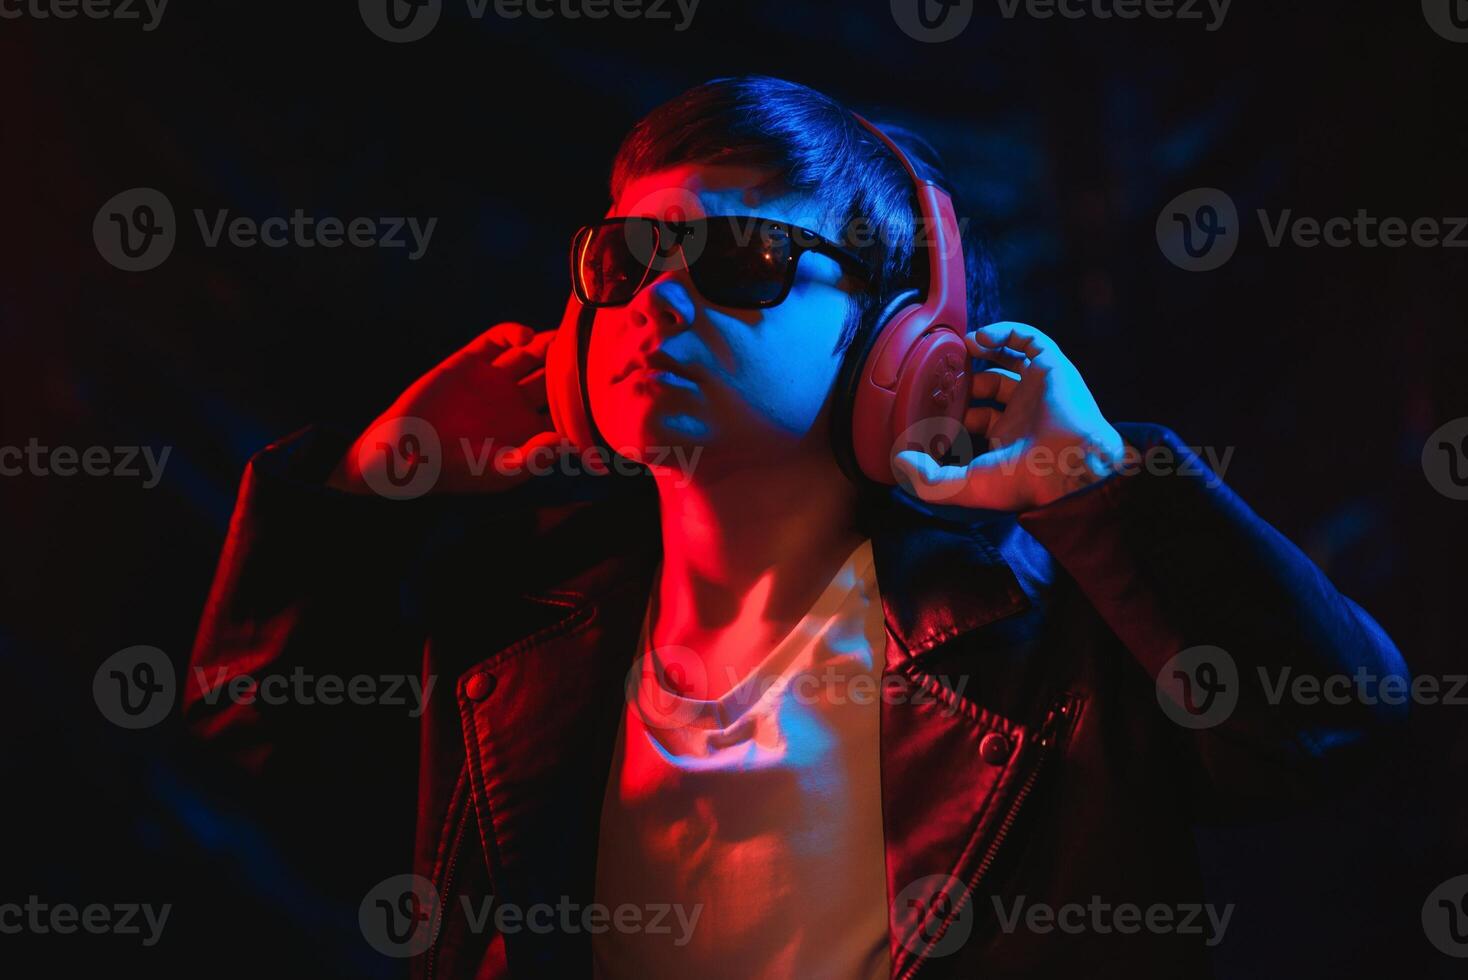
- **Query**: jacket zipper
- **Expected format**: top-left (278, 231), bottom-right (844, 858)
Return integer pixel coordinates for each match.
top-left (900, 693), bottom-right (1077, 980)
top-left (424, 796), bottom-right (469, 980)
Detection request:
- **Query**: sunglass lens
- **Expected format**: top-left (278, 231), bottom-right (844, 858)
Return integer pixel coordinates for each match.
top-left (692, 221), bottom-right (793, 307)
top-left (577, 220), bottom-right (656, 305)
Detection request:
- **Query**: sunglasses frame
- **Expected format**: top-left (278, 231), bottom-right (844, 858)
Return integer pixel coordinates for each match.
top-left (570, 215), bottom-right (873, 310)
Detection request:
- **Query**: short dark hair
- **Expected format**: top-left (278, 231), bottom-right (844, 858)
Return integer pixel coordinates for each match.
top-left (609, 75), bottom-right (1000, 352)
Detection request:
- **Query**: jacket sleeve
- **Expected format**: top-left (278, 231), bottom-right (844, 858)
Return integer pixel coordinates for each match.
top-left (184, 416), bottom-right (650, 947)
top-left (184, 423), bottom-right (455, 773)
top-left (1016, 422), bottom-right (1408, 817)
top-left (186, 421), bottom-right (626, 770)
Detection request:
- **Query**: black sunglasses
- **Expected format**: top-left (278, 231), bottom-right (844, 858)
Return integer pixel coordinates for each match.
top-left (570, 215), bottom-right (872, 310)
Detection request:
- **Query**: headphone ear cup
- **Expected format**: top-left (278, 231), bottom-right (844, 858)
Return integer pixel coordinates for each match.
top-left (831, 289), bottom-right (922, 484)
top-left (545, 293), bottom-right (599, 451)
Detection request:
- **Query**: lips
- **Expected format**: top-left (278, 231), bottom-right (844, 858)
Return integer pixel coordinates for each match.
top-left (612, 350), bottom-right (701, 385)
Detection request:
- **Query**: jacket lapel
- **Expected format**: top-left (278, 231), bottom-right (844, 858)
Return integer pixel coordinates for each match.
top-left (456, 541), bottom-right (660, 974)
top-left (870, 503), bottom-right (1032, 667)
top-left (869, 502), bottom-right (1042, 978)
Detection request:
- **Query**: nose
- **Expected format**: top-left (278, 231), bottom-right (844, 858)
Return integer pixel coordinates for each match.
top-left (628, 263), bottom-right (697, 343)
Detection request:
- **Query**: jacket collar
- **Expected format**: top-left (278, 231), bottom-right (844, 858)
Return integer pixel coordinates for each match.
top-left (866, 493), bottom-right (1032, 667)
top-left (547, 485), bottom-right (1034, 666)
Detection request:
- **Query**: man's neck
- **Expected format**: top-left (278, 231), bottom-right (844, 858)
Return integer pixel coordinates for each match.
top-left (649, 451), bottom-right (867, 699)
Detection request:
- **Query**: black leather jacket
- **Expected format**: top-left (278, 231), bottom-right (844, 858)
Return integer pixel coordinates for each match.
top-left (187, 421), bottom-right (1406, 978)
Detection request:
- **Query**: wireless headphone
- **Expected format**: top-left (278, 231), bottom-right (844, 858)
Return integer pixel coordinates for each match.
top-left (545, 112), bottom-right (970, 485)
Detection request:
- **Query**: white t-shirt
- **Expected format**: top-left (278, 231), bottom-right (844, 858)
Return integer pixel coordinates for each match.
top-left (592, 537), bottom-right (891, 980)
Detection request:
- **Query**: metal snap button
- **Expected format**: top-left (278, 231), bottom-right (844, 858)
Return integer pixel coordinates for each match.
top-left (464, 671), bottom-right (496, 702)
top-left (979, 731), bottom-right (1011, 765)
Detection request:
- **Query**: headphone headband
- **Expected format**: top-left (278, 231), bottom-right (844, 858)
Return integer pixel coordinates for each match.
top-left (848, 111), bottom-right (925, 184)
top-left (846, 112), bottom-right (967, 336)
top-left (837, 111), bottom-right (972, 484)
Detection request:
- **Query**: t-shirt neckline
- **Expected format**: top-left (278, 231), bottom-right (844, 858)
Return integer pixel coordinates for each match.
top-left (636, 537), bottom-right (876, 732)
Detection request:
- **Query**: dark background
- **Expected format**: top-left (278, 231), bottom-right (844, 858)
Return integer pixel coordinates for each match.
top-left (3, 1), bottom-right (1466, 975)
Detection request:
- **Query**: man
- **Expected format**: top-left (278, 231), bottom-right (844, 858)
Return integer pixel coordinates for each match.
top-left (188, 76), bottom-right (1405, 978)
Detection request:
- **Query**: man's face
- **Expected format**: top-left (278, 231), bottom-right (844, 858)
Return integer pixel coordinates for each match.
top-left (584, 164), bottom-right (863, 476)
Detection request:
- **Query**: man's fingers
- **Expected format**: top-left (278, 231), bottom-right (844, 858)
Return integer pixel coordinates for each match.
top-left (970, 368), bottom-right (1020, 403)
top-left (466, 321), bottom-right (535, 358)
top-left (488, 322), bottom-right (536, 347)
top-left (969, 321), bottom-right (1053, 361)
top-left (892, 450), bottom-right (963, 498)
top-left (491, 346), bottom-right (546, 377)
top-left (480, 328), bottom-right (554, 378)
top-left (893, 450), bottom-right (994, 508)
top-left (893, 448), bottom-right (1020, 510)
top-left (964, 405), bottom-right (1001, 434)
top-left (517, 367), bottom-right (549, 414)
top-left (965, 335), bottom-right (1029, 367)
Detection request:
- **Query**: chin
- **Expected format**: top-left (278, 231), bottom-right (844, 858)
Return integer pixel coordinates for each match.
top-left (594, 399), bottom-right (711, 463)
